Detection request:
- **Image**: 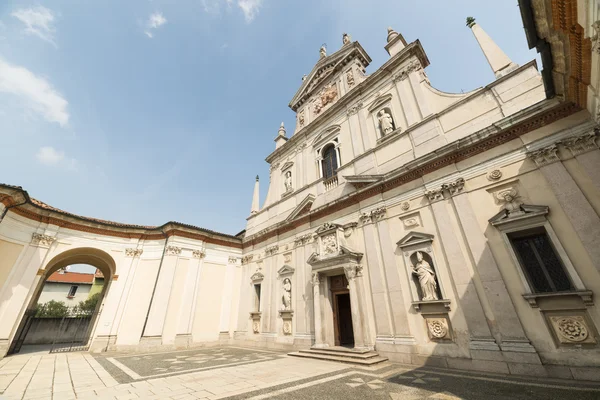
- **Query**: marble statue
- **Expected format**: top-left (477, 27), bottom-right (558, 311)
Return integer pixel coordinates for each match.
top-left (320, 45), bottom-right (326, 58)
top-left (342, 33), bottom-right (351, 45)
top-left (378, 109), bottom-right (394, 135)
top-left (282, 278), bottom-right (292, 310)
top-left (284, 171), bottom-right (292, 192)
top-left (412, 251), bottom-right (439, 301)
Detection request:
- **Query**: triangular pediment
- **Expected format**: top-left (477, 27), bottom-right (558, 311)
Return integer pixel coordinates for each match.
top-left (489, 204), bottom-right (549, 226)
top-left (289, 42), bottom-right (371, 112)
top-left (280, 161), bottom-right (294, 171)
top-left (250, 271), bottom-right (264, 282)
top-left (285, 194), bottom-right (315, 222)
top-left (397, 231), bottom-right (434, 248)
top-left (278, 265), bottom-right (295, 275)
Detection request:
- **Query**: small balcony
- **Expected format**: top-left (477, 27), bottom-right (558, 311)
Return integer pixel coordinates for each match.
top-left (323, 175), bottom-right (339, 191)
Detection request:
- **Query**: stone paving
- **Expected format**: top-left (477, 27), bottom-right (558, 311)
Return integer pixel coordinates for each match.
top-left (1, 346), bottom-right (599, 399)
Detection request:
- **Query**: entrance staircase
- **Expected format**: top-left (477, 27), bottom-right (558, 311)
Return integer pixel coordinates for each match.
top-left (288, 346), bottom-right (388, 366)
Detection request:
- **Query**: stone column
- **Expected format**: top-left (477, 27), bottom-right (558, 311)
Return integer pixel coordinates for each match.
top-left (311, 272), bottom-right (326, 348)
top-left (528, 145), bottom-right (600, 273)
top-left (427, 189), bottom-right (498, 351)
top-left (344, 265), bottom-right (367, 349)
top-left (449, 183), bottom-right (537, 354)
top-left (562, 132), bottom-right (600, 191)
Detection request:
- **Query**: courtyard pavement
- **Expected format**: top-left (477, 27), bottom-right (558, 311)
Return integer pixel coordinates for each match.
top-left (0, 345), bottom-right (599, 399)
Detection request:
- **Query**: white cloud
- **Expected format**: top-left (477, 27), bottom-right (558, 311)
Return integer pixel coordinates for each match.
top-left (36, 146), bottom-right (64, 165)
top-left (0, 57), bottom-right (69, 126)
top-left (11, 6), bottom-right (57, 46)
top-left (201, 0), bottom-right (263, 22)
top-left (36, 146), bottom-right (78, 169)
top-left (238, 0), bottom-right (262, 22)
top-left (144, 12), bottom-right (167, 38)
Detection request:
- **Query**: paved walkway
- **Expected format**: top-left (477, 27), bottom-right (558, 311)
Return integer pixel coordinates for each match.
top-left (1, 346), bottom-right (599, 399)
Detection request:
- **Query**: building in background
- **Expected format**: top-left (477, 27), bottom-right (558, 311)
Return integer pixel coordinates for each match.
top-left (0, 0), bottom-right (599, 382)
top-left (36, 270), bottom-right (94, 306)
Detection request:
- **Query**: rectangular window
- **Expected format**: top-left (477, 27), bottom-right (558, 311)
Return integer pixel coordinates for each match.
top-left (254, 284), bottom-right (261, 312)
top-left (67, 285), bottom-right (78, 298)
top-left (508, 227), bottom-right (574, 293)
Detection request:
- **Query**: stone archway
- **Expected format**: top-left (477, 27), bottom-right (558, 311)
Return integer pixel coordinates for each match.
top-left (7, 247), bottom-right (116, 354)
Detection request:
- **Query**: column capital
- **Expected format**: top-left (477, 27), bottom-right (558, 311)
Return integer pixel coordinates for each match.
top-left (425, 178), bottom-right (465, 203)
top-left (165, 245), bottom-right (182, 256)
top-left (527, 144), bottom-right (560, 167)
top-left (31, 233), bottom-right (56, 247)
top-left (193, 249), bottom-right (206, 259)
top-left (125, 248), bottom-right (143, 257)
top-left (311, 271), bottom-right (321, 286)
top-left (343, 264), bottom-right (363, 281)
top-left (562, 132), bottom-right (599, 157)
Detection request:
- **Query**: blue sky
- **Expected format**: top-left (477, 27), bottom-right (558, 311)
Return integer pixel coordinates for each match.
top-left (0, 0), bottom-right (539, 238)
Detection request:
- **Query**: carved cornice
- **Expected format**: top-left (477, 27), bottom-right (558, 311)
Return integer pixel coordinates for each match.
top-left (125, 248), bottom-right (143, 257)
top-left (31, 233), bottom-right (56, 247)
top-left (166, 245), bottom-right (182, 256)
top-left (193, 249), bottom-right (206, 259)
top-left (527, 144), bottom-right (560, 167)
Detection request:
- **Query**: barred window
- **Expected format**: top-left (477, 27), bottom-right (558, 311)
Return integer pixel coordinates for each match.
top-left (508, 227), bottom-right (573, 293)
top-left (321, 144), bottom-right (338, 179)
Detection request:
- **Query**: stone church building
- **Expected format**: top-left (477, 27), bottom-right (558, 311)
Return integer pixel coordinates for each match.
top-left (2, 1), bottom-right (600, 381)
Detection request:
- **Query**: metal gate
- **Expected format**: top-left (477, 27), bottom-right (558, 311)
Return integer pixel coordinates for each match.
top-left (7, 308), bottom-right (37, 355)
top-left (50, 308), bottom-right (97, 353)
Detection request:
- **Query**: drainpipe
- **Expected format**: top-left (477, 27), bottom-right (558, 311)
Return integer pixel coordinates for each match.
top-left (140, 232), bottom-right (169, 337)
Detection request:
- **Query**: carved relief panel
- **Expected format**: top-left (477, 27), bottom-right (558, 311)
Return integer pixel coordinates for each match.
top-left (543, 310), bottom-right (598, 347)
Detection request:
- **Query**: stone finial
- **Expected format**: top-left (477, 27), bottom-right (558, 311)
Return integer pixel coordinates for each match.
top-left (387, 27), bottom-right (399, 43)
top-left (278, 122), bottom-right (286, 137)
top-left (302, 74), bottom-right (307, 81)
top-left (251, 175), bottom-right (260, 214)
top-left (319, 45), bottom-right (327, 58)
top-left (468, 17), bottom-right (518, 78)
top-left (466, 17), bottom-right (476, 28)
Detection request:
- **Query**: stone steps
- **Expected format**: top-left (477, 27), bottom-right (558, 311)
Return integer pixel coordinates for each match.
top-left (288, 348), bottom-right (388, 366)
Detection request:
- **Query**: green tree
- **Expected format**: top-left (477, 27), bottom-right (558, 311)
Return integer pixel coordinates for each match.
top-left (35, 300), bottom-right (69, 318)
top-left (78, 293), bottom-right (100, 313)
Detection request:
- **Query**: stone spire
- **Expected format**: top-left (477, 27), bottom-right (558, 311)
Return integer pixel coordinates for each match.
top-left (274, 122), bottom-right (288, 149)
top-left (250, 175), bottom-right (260, 215)
top-left (467, 17), bottom-right (518, 78)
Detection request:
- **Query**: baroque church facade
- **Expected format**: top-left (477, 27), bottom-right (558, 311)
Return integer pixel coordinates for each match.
top-left (2, 1), bottom-right (600, 380)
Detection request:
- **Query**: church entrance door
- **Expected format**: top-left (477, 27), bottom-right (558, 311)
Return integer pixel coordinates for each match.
top-left (330, 275), bottom-right (354, 347)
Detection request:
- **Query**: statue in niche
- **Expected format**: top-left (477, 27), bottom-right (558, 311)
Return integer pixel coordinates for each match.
top-left (346, 69), bottom-right (355, 87)
top-left (284, 171), bottom-right (293, 192)
top-left (412, 251), bottom-right (439, 301)
top-left (282, 278), bottom-right (292, 310)
top-left (378, 109), bottom-right (395, 135)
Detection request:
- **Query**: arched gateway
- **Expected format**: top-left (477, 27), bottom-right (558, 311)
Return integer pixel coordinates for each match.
top-left (0, 184), bottom-right (243, 358)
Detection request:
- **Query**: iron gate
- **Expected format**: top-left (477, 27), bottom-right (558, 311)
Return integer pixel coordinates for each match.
top-left (7, 308), bottom-right (37, 355)
top-left (49, 308), bottom-right (97, 353)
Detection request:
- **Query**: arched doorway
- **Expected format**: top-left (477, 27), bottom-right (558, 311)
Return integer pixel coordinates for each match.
top-left (7, 247), bottom-right (115, 355)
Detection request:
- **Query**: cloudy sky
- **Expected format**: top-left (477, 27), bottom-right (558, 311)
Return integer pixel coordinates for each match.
top-left (0, 0), bottom-right (538, 237)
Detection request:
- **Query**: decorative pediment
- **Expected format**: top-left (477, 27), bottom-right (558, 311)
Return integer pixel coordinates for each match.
top-left (289, 42), bottom-right (371, 112)
top-left (278, 265), bottom-right (295, 276)
top-left (367, 93), bottom-right (393, 112)
top-left (397, 231), bottom-right (434, 249)
top-left (307, 245), bottom-right (363, 272)
top-left (280, 161), bottom-right (294, 172)
top-left (489, 204), bottom-right (549, 227)
top-left (285, 194), bottom-right (315, 222)
top-left (250, 271), bottom-right (264, 283)
top-left (312, 125), bottom-right (341, 148)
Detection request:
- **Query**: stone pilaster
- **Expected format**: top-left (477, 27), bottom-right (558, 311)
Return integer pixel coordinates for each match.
top-left (344, 265), bottom-right (367, 349)
top-left (527, 145), bottom-right (600, 273)
top-left (427, 182), bottom-right (499, 351)
top-left (311, 272), bottom-right (326, 348)
top-left (562, 132), bottom-right (600, 191)
top-left (450, 186), bottom-right (538, 356)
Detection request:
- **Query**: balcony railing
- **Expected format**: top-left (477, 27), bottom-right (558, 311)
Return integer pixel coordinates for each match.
top-left (323, 175), bottom-right (339, 191)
